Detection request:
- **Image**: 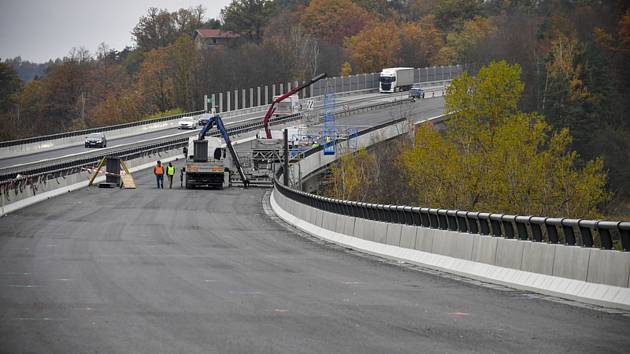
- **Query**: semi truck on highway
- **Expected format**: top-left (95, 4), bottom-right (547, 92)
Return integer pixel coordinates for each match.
top-left (379, 67), bottom-right (414, 93)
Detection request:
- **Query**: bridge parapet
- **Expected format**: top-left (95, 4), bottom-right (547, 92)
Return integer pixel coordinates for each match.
top-left (271, 116), bottom-right (630, 310)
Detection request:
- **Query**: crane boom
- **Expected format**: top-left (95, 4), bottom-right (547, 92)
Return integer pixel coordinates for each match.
top-left (198, 114), bottom-right (249, 187)
top-left (262, 73), bottom-right (326, 139)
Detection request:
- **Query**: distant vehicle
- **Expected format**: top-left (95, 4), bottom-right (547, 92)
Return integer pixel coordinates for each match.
top-left (178, 117), bottom-right (196, 130)
top-left (379, 67), bottom-right (414, 93)
top-left (272, 94), bottom-right (301, 116)
top-left (84, 132), bottom-right (107, 148)
top-left (197, 114), bottom-right (210, 127)
top-left (409, 84), bottom-right (425, 99)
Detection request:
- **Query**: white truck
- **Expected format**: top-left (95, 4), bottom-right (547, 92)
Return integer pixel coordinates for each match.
top-left (272, 94), bottom-right (301, 116)
top-left (183, 136), bottom-right (231, 189)
top-left (379, 67), bottom-right (414, 93)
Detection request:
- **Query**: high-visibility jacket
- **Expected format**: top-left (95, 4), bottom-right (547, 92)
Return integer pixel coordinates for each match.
top-left (167, 165), bottom-right (175, 176)
top-left (154, 165), bottom-right (164, 175)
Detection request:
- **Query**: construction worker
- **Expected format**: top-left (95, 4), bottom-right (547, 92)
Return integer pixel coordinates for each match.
top-left (166, 162), bottom-right (175, 189)
top-left (154, 161), bottom-right (164, 189)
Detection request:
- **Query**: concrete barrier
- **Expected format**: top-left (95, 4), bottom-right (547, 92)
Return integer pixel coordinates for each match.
top-left (270, 188), bottom-right (630, 310)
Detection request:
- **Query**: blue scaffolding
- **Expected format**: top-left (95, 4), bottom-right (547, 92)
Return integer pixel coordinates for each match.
top-left (323, 92), bottom-right (336, 155)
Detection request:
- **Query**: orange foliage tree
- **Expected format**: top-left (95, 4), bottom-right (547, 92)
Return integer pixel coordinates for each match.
top-left (345, 21), bottom-right (402, 73)
top-left (400, 15), bottom-right (446, 67)
top-left (301, 0), bottom-right (374, 45)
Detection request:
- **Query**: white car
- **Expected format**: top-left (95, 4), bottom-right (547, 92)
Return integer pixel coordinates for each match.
top-left (178, 117), bottom-right (196, 129)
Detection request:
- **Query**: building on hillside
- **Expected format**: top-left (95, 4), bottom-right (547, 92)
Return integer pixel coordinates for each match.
top-left (193, 29), bottom-right (239, 50)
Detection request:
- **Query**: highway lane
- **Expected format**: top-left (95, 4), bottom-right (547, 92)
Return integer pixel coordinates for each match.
top-left (1, 163), bottom-right (629, 353)
top-left (0, 92), bottom-right (398, 169)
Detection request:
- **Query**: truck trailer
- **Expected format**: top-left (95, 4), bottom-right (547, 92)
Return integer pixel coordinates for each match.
top-left (379, 67), bottom-right (414, 93)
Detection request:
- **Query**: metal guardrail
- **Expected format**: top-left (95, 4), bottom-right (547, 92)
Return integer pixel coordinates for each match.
top-left (0, 110), bottom-right (206, 148)
top-left (273, 111), bottom-right (630, 252)
top-left (0, 69), bottom-right (460, 149)
top-left (0, 97), bottom-right (413, 184)
top-left (274, 179), bottom-right (630, 251)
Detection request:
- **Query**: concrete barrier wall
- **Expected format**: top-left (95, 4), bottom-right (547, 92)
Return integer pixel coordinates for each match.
top-left (0, 147), bottom-right (184, 216)
top-left (289, 119), bottom-right (411, 186)
top-left (271, 188), bottom-right (630, 310)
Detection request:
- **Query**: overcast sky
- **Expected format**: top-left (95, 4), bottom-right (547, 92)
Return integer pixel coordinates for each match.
top-left (0, 0), bottom-right (232, 63)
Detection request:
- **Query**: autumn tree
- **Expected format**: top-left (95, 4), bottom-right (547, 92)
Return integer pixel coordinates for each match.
top-left (168, 35), bottom-right (202, 111)
top-left (329, 148), bottom-right (377, 201)
top-left (345, 21), bottom-right (401, 73)
top-left (396, 61), bottom-right (609, 218)
top-left (301, 0), bottom-right (373, 45)
top-left (137, 48), bottom-right (174, 113)
top-left (444, 16), bottom-right (496, 63)
top-left (400, 15), bottom-right (446, 67)
top-left (0, 63), bottom-right (23, 140)
top-left (434, 0), bottom-right (484, 32)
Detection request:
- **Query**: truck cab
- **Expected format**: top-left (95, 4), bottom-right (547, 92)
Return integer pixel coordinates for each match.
top-left (379, 67), bottom-right (414, 93)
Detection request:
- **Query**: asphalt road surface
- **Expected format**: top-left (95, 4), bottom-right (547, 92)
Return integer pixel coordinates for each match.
top-left (1, 162), bottom-right (629, 353)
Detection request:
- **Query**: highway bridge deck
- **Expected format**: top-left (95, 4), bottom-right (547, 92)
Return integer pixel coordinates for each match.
top-left (1, 161), bottom-right (629, 353)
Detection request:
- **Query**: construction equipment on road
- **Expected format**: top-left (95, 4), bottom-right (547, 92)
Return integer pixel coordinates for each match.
top-left (182, 114), bottom-right (248, 189)
top-left (88, 156), bottom-right (136, 189)
top-left (262, 73), bottom-right (326, 139)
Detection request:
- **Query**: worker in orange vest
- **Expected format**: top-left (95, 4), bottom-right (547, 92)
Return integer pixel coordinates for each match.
top-left (154, 160), bottom-right (164, 189)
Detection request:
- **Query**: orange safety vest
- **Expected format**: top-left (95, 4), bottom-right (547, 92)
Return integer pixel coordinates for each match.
top-left (154, 165), bottom-right (164, 175)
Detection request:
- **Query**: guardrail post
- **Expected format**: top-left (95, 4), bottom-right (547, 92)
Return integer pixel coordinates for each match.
top-left (561, 220), bottom-right (577, 245)
top-left (467, 212), bottom-right (479, 234)
top-left (620, 223), bottom-right (630, 251)
top-left (502, 216), bottom-right (515, 239)
top-left (478, 213), bottom-right (490, 235)
top-left (597, 222), bottom-right (614, 250)
top-left (226, 91), bottom-right (231, 112)
top-left (515, 216), bottom-right (530, 240)
top-left (249, 88), bottom-right (253, 108)
top-left (456, 211), bottom-right (468, 233)
top-left (577, 220), bottom-right (594, 247)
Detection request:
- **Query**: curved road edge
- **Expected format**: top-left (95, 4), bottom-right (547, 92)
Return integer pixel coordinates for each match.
top-left (269, 189), bottom-right (630, 311)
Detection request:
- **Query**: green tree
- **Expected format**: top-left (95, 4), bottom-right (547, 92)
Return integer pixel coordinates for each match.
top-left (434, 0), bottom-right (484, 32)
top-left (400, 15), bottom-right (446, 67)
top-left (397, 61), bottom-right (609, 218)
top-left (132, 8), bottom-right (177, 51)
top-left (221, 0), bottom-right (275, 43)
top-left (329, 148), bottom-right (377, 201)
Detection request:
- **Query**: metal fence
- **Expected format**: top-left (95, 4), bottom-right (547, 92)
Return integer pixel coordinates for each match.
top-left (0, 110), bottom-right (205, 148)
top-left (1, 64), bottom-right (468, 148)
top-left (275, 180), bottom-right (630, 251)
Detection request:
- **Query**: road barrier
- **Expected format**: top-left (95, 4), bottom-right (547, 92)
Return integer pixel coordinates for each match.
top-left (270, 112), bottom-right (630, 310)
top-left (0, 63), bottom-right (467, 155)
top-left (0, 96), bottom-right (414, 210)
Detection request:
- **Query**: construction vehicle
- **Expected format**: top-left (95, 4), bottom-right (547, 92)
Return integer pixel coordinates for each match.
top-left (182, 114), bottom-right (248, 189)
top-left (262, 73), bottom-right (327, 139)
top-left (379, 67), bottom-right (414, 93)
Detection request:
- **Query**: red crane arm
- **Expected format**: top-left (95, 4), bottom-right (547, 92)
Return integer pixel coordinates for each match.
top-left (262, 73), bottom-right (326, 139)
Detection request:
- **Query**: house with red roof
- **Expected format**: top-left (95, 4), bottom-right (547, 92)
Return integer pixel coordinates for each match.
top-left (193, 29), bottom-right (239, 50)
